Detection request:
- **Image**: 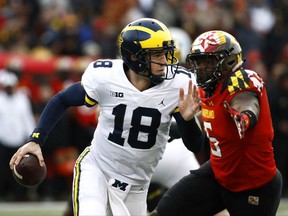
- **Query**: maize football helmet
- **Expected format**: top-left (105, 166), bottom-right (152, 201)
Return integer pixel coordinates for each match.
top-left (186, 30), bottom-right (243, 93)
top-left (118, 18), bottom-right (178, 85)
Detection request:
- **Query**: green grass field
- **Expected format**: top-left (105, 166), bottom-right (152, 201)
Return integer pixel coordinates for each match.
top-left (0, 199), bottom-right (288, 216)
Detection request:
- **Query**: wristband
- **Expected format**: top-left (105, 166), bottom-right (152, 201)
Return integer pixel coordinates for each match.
top-left (26, 128), bottom-right (48, 146)
top-left (241, 110), bottom-right (257, 130)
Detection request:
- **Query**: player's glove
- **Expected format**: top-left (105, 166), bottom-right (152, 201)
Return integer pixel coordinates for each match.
top-left (223, 101), bottom-right (256, 139)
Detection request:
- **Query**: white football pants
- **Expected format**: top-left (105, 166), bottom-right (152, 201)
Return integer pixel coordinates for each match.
top-left (72, 147), bottom-right (148, 216)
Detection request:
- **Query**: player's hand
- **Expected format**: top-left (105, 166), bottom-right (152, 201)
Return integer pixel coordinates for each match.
top-left (178, 80), bottom-right (200, 121)
top-left (9, 142), bottom-right (45, 170)
top-left (223, 101), bottom-right (250, 139)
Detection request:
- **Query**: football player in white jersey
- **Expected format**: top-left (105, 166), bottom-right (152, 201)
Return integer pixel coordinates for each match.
top-left (10, 18), bottom-right (204, 216)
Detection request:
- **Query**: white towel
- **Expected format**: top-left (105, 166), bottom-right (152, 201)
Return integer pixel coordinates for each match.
top-left (107, 178), bottom-right (131, 216)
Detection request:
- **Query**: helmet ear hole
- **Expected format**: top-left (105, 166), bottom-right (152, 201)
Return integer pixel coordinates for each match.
top-left (221, 54), bottom-right (238, 74)
top-left (227, 59), bottom-right (236, 66)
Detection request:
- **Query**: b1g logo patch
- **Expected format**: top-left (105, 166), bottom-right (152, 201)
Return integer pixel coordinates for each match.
top-left (110, 91), bottom-right (124, 98)
top-left (248, 195), bottom-right (259, 205)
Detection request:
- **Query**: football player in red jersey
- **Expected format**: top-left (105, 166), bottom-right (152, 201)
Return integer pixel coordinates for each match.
top-left (150, 30), bottom-right (282, 216)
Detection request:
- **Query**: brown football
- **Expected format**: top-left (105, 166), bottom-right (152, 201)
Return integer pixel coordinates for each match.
top-left (12, 153), bottom-right (47, 187)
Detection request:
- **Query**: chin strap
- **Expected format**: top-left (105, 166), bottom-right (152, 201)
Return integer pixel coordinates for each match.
top-left (232, 60), bottom-right (244, 73)
top-left (150, 74), bottom-right (164, 85)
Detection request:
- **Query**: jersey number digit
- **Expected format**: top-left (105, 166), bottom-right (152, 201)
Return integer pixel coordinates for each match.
top-left (203, 121), bottom-right (222, 157)
top-left (93, 60), bottom-right (112, 68)
top-left (108, 104), bottom-right (161, 149)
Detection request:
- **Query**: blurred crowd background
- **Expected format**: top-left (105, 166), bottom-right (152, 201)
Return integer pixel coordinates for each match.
top-left (0, 0), bottom-right (287, 203)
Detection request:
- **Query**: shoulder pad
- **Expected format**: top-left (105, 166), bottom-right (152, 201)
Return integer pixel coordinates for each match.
top-left (175, 66), bottom-right (192, 78)
top-left (221, 69), bottom-right (250, 94)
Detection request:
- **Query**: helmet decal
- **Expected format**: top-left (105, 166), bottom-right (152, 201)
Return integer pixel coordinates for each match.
top-left (192, 31), bottom-right (237, 53)
top-left (119, 29), bottom-right (151, 46)
top-left (193, 31), bottom-right (220, 52)
top-left (123, 26), bottom-right (170, 49)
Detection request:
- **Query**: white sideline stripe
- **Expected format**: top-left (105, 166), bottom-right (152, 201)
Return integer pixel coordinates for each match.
top-left (0, 201), bottom-right (67, 212)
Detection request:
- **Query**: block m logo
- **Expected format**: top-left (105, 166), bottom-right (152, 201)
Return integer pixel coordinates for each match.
top-left (111, 179), bottom-right (129, 191)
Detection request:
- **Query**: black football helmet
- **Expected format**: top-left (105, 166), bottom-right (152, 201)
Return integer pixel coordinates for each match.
top-left (186, 30), bottom-right (243, 93)
top-left (118, 18), bottom-right (178, 85)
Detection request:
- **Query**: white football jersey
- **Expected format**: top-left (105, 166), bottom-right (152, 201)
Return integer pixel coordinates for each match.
top-left (81, 59), bottom-right (195, 185)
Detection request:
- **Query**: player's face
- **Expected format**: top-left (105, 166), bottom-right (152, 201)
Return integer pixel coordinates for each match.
top-left (190, 55), bottom-right (218, 84)
top-left (149, 52), bottom-right (168, 76)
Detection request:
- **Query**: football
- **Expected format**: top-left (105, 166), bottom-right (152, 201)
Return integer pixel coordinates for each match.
top-left (12, 153), bottom-right (47, 187)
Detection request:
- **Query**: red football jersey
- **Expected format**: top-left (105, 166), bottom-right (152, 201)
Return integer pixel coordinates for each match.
top-left (199, 69), bottom-right (276, 192)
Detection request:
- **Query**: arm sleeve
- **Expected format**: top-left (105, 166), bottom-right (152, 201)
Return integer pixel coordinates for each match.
top-left (167, 120), bottom-right (181, 142)
top-left (27, 82), bottom-right (86, 146)
top-left (173, 112), bottom-right (204, 153)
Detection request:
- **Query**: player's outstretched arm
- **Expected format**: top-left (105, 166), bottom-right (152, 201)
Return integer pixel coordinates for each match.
top-left (173, 80), bottom-right (204, 153)
top-left (10, 82), bottom-right (86, 168)
top-left (223, 91), bottom-right (259, 139)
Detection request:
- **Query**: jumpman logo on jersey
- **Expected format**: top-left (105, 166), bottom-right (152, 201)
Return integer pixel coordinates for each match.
top-left (158, 99), bottom-right (165, 106)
